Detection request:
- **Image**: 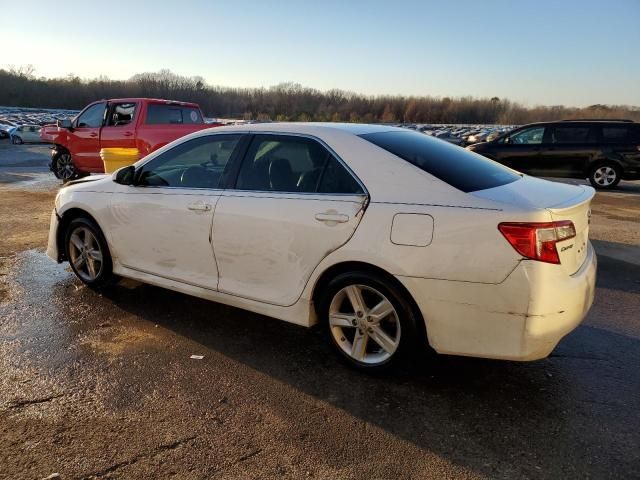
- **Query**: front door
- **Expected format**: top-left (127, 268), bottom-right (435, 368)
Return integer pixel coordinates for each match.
top-left (109, 134), bottom-right (245, 289)
top-left (71, 102), bottom-right (107, 172)
top-left (493, 125), bottom-right (547, 174)
top-left (212, 134), bottom-right (368, 306)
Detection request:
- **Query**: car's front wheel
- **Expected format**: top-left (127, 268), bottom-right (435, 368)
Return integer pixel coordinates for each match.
top-left (319, 271), bottom-right (422, 371)
top-left (65, 217), bottom-right (115, 289)
top-left (53, 151), bottom-right (79, 182)
top-left (588, 163), bottom-right (621, 189)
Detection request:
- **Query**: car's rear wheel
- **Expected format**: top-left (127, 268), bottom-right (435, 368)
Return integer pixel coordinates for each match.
top-left (65, 217), bottom-right (115, 289)
top-left (589, 163), bottom-right (621, 189)
top-left (12, 136), bottom-right (23, 145)
top-left (54, 151), bottom-right (79, 182)
top-left (319, 271), bottom-right (422, 371)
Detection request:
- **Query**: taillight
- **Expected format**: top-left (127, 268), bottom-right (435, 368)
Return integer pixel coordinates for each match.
top-left (498, 221), bottom-right (576, 264)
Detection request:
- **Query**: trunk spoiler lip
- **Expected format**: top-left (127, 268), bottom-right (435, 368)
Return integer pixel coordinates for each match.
top-left (546, 185), bottom-right (595, 210)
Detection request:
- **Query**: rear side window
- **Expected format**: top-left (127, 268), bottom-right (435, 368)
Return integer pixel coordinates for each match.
top-left (107, 103), bottom-right (136, 127)
top-left (360, 130), bottom-right (519, 193)
top-left (601, 126), bottom-right (636, 143)
top-left (145, 104), bottom-right (203, 125)
top-left (551, 126), bottom-right (596, 144)
top-left (235, 135), bottom-right (363, 194)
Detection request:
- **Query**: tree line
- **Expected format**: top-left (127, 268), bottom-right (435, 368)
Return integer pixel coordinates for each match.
top-left (1, 67), bottom-right (638, 124)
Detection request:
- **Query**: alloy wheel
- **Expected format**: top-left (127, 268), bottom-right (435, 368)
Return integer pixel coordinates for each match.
top-left (68, 227), bottom-right (103, 282)
top-left (328, 284), bottom-right (401, 365)
top-left (593, 166), bottom-right (617, 187)
top-left (56, 153), bottom-right (76, 181)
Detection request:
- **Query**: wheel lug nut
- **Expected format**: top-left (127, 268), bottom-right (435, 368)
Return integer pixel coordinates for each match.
top-left (356, 311), bottom-right (363, 318)
top-left (351, 319), bottom-right (357, 326)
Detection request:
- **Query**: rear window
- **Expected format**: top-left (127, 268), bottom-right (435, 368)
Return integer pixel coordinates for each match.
top-left (360, 130), bottom-right (520, 192)
top-left (145, 104), bottom-right (203, 125)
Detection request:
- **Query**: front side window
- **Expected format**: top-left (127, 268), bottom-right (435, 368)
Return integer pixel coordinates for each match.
top-left (76, 103), bottom-right (106, 128)
top-left (107, 103), bottom-right (136, 127)
top-left (551, 126), bottom-right (594, 144)
top-left (510, 127), bottom-right (546, 145)
top-left (361, 130), bottom-right (520, 193)
top-left (136, 134), bottom-right (242, 189)
top-left (145, 104), bottom-right (203, 125)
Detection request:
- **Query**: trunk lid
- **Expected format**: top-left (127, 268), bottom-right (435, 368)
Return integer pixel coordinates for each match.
top-left (472, 175), bottom-right (595, 275)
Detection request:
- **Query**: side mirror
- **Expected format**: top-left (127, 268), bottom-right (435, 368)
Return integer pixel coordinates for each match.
top-left (503, 136), bottom-right (511, 144)
top-left (114, 165), bottom-right (136, 185)
top-left (58, 118), bottom-right (73, 129)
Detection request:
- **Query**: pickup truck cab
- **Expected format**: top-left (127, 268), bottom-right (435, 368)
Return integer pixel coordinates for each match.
top-left (47, 98), bottom-right (212, 181)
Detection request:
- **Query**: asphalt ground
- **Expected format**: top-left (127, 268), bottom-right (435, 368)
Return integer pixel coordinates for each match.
top-left (1, 139), bottom-right (639, 479)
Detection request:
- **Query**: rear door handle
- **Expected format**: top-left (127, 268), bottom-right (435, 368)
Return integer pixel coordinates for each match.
top-left (315, 212), bottom-right (349, 223)
top-left (123, 131), bottom-right (134, 137)
top-left (187, 202), bottom-right (212, 212)
top-left (89, 132), bottom-right (98, 137)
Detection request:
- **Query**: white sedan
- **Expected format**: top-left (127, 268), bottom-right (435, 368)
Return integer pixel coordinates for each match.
top-left (47, 123), bottom-right (596, 371)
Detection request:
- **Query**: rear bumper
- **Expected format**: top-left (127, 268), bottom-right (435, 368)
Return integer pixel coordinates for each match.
top-left (398, 242), bottom-right (597, 361)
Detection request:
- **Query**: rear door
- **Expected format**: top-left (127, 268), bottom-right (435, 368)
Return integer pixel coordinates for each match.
top-left (212, 134), bottom-right (368, 306)
top-left (109, 134), bottom-right (245, 289)
top-left (100, 102), bottom-right (138, 151)
top-left (493, 125), bottom-right (547, 173)
top-left (540, 124), bottom-right (597, 178)
top-left (71, 102), bottom-right (107, 171)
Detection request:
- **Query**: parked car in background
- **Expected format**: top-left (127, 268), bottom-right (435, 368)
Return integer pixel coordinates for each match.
top-left (10, 124), bottom-right (45, 144)
top-left (47, 98), bottom-right (212, 181)
top-left (434, 131), bottom-right (466, 146)
top-left (467, 120), bottom-right (640, 189)
top-left (47, 123), bottom-right (596, 371)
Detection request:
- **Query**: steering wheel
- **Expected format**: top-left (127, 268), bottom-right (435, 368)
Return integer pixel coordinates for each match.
top-left (180, 166), bottom-right (210, 188)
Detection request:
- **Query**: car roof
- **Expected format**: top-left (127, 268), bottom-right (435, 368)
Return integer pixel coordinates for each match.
top-left (90, 98), bottom-right (201, 108)
top-left (198, 122), bottom-right (400, 137)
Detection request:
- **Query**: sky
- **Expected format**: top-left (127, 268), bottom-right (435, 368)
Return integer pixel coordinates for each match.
top-left (2, 0), bottom-right (639, 107)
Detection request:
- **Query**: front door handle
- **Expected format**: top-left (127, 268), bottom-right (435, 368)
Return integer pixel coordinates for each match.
top-left (315, 211), bottom-right (349, 224)
top-left (187, 202), bottom-right (212, 212)
top-left (123, 131), bottom-right (134, 137)
top-left (89, 132), bottom-right (98, 137)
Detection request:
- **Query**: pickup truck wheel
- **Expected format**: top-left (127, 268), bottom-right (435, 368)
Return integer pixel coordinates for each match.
top-left (54, 151), bottom-right (78, 182)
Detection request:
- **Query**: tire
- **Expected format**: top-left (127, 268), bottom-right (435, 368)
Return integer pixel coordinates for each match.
top-left (53, 150), bottom-right (79, 182)
top-left (588, 163), bottom-right (621, 189)
top-left (11, 136), bottom-right (23, 145)
top-left (317, 271), bottom-right (423, 372)
top-left (64, 217), bottom-right (115, 289)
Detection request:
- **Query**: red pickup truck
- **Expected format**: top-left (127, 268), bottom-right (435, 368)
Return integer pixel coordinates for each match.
top-left (45, 98), bottom-right (216, 181)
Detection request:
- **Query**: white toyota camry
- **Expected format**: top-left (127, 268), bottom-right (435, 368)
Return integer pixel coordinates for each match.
top-left (47, 123), bottom-right (597, 370)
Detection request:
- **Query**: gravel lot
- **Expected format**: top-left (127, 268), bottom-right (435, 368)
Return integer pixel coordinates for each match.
top-left (0, 139), bottom-right (639, 479)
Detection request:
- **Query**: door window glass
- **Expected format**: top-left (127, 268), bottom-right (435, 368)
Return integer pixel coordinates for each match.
top-left (107, 103), bottom-right (136, 127)
top-left (551, 126), bottom-right (594, 144)
top-left (145, 104), bottom-right (203, 124)
top-left (510, 127), bottom-right (546, 145)
top-left (136, 135), bottom-right (242, 189)
top-left (318, 156), bottom-right (364, 194)
top-left (76, 103), bottom-right (106, 128)
top-left (236, 135), bottom-right (330, 193)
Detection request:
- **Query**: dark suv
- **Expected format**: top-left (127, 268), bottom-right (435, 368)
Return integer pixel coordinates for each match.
top-left (467, 120), bottom-right (640, 189)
